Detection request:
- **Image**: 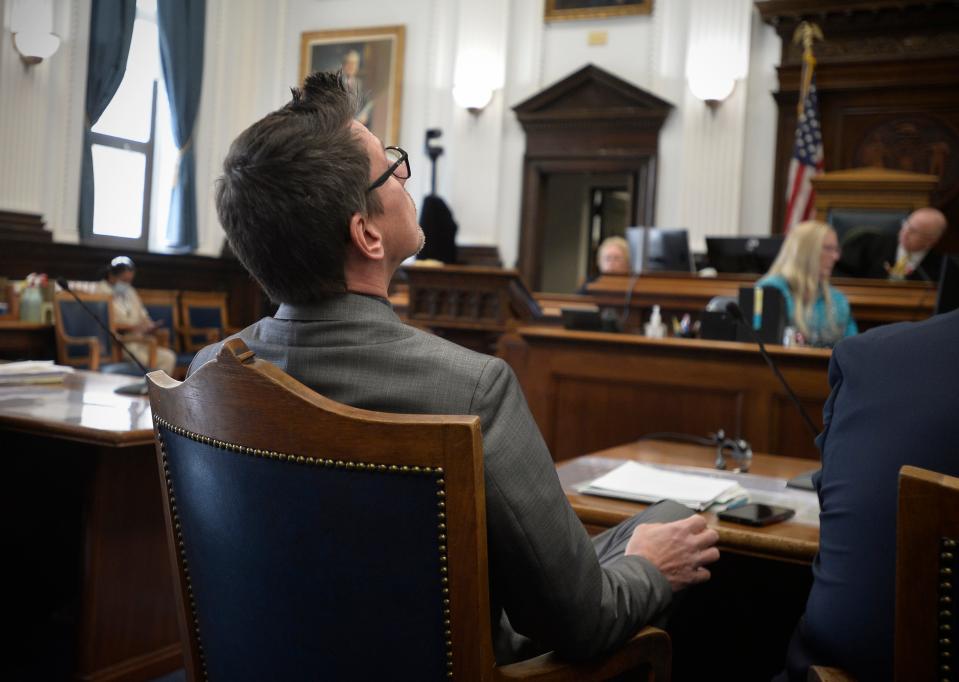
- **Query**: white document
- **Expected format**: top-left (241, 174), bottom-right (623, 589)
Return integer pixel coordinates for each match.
top-left (577, 460), bottom-right (748, 511)
top-left (0, 360), bottom-right (75, 384)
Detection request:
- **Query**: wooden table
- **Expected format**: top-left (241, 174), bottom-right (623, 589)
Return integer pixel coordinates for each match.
top-left (558, 439), bottom-right (820, 680)
top-left (1, 372), bottom-right (179, 681)
top-left (557, 439), bottom-right (820, 563)
top-left (501, 326), bottom-right (831, 461)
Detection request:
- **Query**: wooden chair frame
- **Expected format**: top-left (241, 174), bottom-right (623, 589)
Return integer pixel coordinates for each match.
top-left (178, 291), bottom-right (240, 352)
top-left (148, 339), bottom-right (670, 682)
top-left (895, 465), bottom-right (959, 681)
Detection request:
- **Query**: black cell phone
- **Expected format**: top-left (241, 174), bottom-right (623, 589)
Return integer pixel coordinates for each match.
top-left (717, 503), bottom-right (795, 527)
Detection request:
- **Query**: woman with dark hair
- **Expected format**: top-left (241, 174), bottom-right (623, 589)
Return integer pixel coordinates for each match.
top-left (99, 256), bottom-right (176, 374)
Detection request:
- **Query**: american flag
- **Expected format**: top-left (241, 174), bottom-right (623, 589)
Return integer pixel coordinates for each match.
top-left (783, 77), bottom-right (823, 232)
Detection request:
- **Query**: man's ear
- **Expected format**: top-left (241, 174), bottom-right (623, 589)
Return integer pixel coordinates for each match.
top-left (348, 211), bottom-right (385, 261)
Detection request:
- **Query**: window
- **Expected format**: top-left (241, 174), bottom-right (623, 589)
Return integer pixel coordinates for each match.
top-left (87, 0), bottom-right (177, 251)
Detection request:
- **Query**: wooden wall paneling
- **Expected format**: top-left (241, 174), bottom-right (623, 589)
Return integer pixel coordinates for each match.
top-left (759, 1), bottom-right (959, 247)
top-left (0, 237), bottom-right (267, 329)
top-left (501, 328), bottom-right (831, 461)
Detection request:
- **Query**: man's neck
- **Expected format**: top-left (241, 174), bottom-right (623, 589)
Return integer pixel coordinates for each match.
top-left (344, 264), bottom-right (394, 299)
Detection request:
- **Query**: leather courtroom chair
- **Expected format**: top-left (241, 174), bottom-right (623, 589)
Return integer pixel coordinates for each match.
top-left (147, 338), bottom-right (671, 682)
top-left (809, 465), bottom-right (959, 682)
top-left (178, 291), bottom-right (240, 352)
top-left (54, 292), bottom-right (154, 375)
top-left (138, 288), bottom-right (195, 373)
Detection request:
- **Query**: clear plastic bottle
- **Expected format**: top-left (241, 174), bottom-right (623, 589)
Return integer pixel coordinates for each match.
top-left (19, 285), bottom-right (42, 323)
top-left (644, 305), bottom-right (667, 338)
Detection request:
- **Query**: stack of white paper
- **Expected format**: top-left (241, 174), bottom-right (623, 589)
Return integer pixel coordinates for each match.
top-left (0, 360), bottom-right (75, 385)
top-left (577, 461), bottom-right (748, 511)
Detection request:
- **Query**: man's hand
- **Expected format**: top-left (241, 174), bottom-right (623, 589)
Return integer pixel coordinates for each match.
top-left (625, 515), bottom-right (720, 592)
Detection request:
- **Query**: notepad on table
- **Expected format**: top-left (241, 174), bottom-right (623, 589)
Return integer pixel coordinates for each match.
top-left (576, 461), bottom-right (748, 511)
top-left (0, 360), bottom-right (75, 385)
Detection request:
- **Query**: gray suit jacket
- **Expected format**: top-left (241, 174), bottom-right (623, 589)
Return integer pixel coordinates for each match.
top-left (190, 293), bottom-right (671, 663)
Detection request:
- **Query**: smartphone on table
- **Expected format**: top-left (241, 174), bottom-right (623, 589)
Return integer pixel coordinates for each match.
top-left (717, 503), bottom-right (794, 527)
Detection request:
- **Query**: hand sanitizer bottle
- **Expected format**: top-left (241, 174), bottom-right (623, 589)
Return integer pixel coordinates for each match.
top-left (644, 305), bottom-right (666, 338)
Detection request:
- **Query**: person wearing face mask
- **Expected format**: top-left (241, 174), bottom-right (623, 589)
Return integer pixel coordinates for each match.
top-left (835, 206), bottom-right (948, 281)
top-left (99, 256), bottom-right (176, 374)
top-left (756, 220), bottom-right (858, 348)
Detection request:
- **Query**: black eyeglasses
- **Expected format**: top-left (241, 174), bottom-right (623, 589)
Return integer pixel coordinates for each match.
top-left (367, 146), bottom-right (410, 192)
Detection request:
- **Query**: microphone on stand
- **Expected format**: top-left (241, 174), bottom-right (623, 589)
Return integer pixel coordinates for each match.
top-left (724, 301), bottom-right (821, 489)
top-left (55, 278), bottom-right (150, 396)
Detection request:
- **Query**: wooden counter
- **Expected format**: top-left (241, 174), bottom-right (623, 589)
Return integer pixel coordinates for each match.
top-left (500, 326), bottom-right (831, 461)
top-left (585, 272), bottom-right (934, 329)
top-left (1, 372), bottom-right (179, 681)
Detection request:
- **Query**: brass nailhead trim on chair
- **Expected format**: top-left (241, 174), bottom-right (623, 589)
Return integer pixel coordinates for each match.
top-left (153, 415), bottom-right (454, 679)
top-left (940, 536), bottom-right (958, 682)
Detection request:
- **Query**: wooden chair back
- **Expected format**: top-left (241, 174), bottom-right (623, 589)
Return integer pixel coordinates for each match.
top-left (148, 339), bottom-right (670, 682)
top-left (895, 465), bottom-right (959, 681)
top-left (179, 291), bottom-right (234, 352)
top-left (149, 339), bottom-right (496, 680)
top-left (139, 288), bottom-right (182, 351)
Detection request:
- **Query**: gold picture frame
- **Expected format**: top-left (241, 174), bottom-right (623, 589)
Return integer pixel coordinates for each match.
top-left (545, 0), bottom-right (653, 22)
top-left (299, 25), bottom-right (405, 145)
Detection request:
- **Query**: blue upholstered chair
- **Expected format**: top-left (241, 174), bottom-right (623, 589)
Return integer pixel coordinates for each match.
top-left (179, 291), bottom-right (239, 353)
top-left (147, 339), bottom-right (671, 682)
top-left (139, 288), bottom-right (196, 371)
top-left (53, 292), bottom-right (152, 375)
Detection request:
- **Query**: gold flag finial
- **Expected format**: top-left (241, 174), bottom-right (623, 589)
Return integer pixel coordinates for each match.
top-left (792, 22), bottom-right (824, 114)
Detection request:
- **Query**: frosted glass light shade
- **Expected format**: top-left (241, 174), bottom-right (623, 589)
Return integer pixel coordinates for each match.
top-left (13, 30), bottom-right (60, 64)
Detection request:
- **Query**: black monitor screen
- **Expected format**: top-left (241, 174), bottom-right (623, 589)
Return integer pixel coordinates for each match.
top-left (706, 236), bottom-right (784, 274)
top-left (935, 254), bottom-right (959, 316)
top-left (626, 227), bottom-right (693, 273)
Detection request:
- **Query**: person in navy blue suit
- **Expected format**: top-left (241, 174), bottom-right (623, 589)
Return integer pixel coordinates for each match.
top-left (781, 308), bottom-right (959, 680)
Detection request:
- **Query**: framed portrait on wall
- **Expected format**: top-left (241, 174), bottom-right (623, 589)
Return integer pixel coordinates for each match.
top-left (299, 25), bottom-right (405, 145)
top-left (545, 0), bottom-right (653, 22)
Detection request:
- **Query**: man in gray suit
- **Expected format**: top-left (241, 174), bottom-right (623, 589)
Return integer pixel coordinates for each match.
top-left (192, 71), bottom-right (719, 664)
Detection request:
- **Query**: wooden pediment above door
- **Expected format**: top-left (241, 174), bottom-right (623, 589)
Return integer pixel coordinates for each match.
top-left (512, 65), bottom-right (674, 290)
top-left (514, 64), bottom-right (672, 131)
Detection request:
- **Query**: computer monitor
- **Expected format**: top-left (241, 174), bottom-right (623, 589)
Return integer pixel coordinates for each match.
top-left (625, 227), bottom-right (694, 273)
top-left (935, 254), bottom-right (959, 316)
top-left (706, 236), bottom-right (784, 274)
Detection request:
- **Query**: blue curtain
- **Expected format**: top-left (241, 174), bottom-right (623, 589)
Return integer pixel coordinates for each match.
top-left (158, 0), bottom-right (206, 253)
top-left (78, 0), bottom-right (137, 240)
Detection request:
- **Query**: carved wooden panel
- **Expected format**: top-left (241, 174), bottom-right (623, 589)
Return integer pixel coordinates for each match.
top-left (759, 0), bottom-right (959, 249)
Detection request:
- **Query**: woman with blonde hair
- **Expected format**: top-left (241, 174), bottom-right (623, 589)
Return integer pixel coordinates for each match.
top-left (758, 220), bottom-right (857, 347)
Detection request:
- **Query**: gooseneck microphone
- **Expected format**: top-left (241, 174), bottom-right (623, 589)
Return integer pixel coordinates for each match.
top-left (724, 301), bottom-right (820, 441)
top-left (56, 278), bottom-right (150, 395)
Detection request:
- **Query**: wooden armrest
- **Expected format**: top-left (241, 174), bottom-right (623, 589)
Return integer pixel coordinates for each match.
top-left (117, 333), bottom-right (158, 368)
top-left (59, 335), bottom-right (100, 371)
top-left (808, 666), bottom-right (857, 682)
top-left (495, 626), bottom-right (670, 682)
top-left (154, 327), bottom-right (171, 348)
top-left (184, 326), bottom-right (221, 341)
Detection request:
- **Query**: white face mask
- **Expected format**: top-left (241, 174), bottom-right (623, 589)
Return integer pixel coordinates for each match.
top-left (113, 281), bottom-right (132, 296)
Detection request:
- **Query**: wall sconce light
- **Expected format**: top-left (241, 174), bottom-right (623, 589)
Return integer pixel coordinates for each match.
top-left (452, 50), bottom-right (501, 116)
top-left (10, 0), bottom-right (60, 66)
top-left (687, 74), bottom-right (736, 110)
top-left (452, 82), bottom-right (494, 115)
top-left (13, 31), bottom-right (61, 65)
